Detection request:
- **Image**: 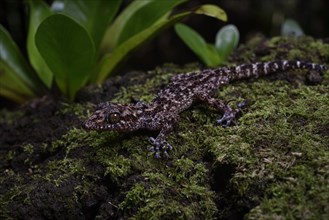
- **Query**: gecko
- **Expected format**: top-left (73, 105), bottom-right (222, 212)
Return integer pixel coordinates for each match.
top-left (83, 60), bottom-right (327, 158)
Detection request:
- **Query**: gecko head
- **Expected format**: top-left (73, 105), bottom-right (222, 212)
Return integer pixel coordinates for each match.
top-left (83, 102), bottom-right (144, 132)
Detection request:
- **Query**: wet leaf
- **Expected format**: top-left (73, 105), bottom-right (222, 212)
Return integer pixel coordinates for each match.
top-left (52, 0), bottom-right (122, 50)
top-left (35, 14), bottom-right (95, 100)
top-left (215, 24), bottom-right (239, 61)
top-left (0, 25), bottom-right (39, 103)
top-left (27, 0), bottom-right (53, 88)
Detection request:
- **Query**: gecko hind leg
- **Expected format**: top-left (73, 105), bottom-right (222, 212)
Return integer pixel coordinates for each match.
top-left (196, 93), bottom-right (248, 127)
top-left (217, 99), bottom-right (249, 126)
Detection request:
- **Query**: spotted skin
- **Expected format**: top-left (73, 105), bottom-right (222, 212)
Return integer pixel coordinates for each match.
top-left (84, 60), bottom-right (327, 158)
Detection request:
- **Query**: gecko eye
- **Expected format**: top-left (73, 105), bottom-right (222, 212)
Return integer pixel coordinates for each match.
top-left (107, 113), bottom-right (120, 123)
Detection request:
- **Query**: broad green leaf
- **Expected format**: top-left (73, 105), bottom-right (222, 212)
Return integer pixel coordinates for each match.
top-left (0, 86), bottom-right (26, 103)
top-left (95, 4), bottom-right (227, 82)
top-left (0, 25), bottom-right (39, 102)
top-left (0, 62), bottom-right (33, 103)
top-left (175, 23), bottom-right (220, 67)
top-left (27, 0), bottom-right (53, 88)
top-left (35, 14), bottom-right (95, 100)
top-left (215, 24), bottom-right (239, 61)
top-left (95, 12), bottom-right (189, 83)
top-left (195, 4), bottom-right (227, 21)
top-left (52, 0), bottom-right (121, 51)
top-left (100, 0), bottom-right (187, 54)
top-left (116, 0), bottom-right (186, 46)
top-left (175, 23), bottom-right (208, 63)
top-left (281, 19), bottom-right (304, 36)
top-left (204, 44), bottom-right (221, 67)
top-left (101, 0), bottom-right (154, 53)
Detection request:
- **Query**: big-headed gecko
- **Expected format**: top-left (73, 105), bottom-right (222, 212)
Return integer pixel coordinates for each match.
top-left (84, 60), bottom-right (327, 158)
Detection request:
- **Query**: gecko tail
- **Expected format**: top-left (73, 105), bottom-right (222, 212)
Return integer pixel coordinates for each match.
top-left (279, 60), bottom-right (327, 72)
top-left (228, 60), bottom-right (328, 81)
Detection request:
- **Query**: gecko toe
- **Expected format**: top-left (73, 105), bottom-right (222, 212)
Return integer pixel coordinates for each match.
top-left (217, 109), bottom-right (238, 127)
top-left (148, 137), bottom-right (173, 158)
top-left (217, 100), bottom-right (249, 127)
top-left (163, 150), bottom-right (169, 158)
top-left (237, 99), bottom-right (249, 109)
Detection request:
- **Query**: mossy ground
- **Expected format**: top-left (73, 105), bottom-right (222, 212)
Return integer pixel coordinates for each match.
top-left (0, 36), bottom-right (328, 219)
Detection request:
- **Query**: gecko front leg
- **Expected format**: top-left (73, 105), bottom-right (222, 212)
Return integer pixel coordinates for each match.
top-left (149, 133), bottom-right (173, 158)
top-left (146, 113), bottom-right (179, 158)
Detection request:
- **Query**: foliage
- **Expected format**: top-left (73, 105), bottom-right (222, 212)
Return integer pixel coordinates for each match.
top-left (0, 0), bottom-right (227, 102)
top-left (0, 25), bottom-right (42, 103)
top-left (175, 23), bottom-right (239, 67)
top-left (281, 18), bottom-right (304, 36)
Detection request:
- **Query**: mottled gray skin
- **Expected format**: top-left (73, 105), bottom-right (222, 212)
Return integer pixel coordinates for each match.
top-left (84, 60), bottom-right (327, 158)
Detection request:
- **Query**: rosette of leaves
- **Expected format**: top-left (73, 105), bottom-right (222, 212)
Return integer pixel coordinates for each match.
top-left (0, 0), bottom-right (227, 103)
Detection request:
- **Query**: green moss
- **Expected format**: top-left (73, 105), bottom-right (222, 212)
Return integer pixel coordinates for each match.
top-left (247, 152), bottom-right (329, 219)
top-left (58, 102), bottom-right (87, 119)
top-left (80, 36), bottom-right (329, 219)
top-left (205, 75), bottom-right (329, 218)
top-left (119, 158), bottom-right (217, 219)
top-left (0, 108), bottom-right (24, 124)
top-left (44, 158), bottom-right (87, 186)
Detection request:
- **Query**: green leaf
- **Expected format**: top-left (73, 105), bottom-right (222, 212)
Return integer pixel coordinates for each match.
top-left (35, 14), bottom-right (95, 100)
top-left (95, 4), bottom-right (227, 82)
top-left (194, 4), bottom-right (227, 21)
top-left (175, 23), bottom-right (220, 67)
top-left (27, 0), bottom-right (53, 88)
top-left (215, 24), bottom-right (239, 62)
top-left (204, 44), bottom-right (221, 67)
top-left (0, 82), bottom-right (28, 103)
top-left (52, 0), bottom-right (122, 51)
top-left (95, 11), bottom-right (189, 83)
top-left (116, 0), bottom-right (186, 46)
top-left (0, 25), bottom-right (39, 103)
top-left (175, 24), bottom-right (207, 62)
top-left (0, 62), bottom-right (34, 103)
top-left (100, 0), bottom-right (158, 53)
top-left (281, 19), bottom-right (304, 36)
top-left (100, 0), bottom-right (186, 54)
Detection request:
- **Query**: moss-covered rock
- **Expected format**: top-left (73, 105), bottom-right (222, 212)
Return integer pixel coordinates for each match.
top-left (0, 36), bottom-right (328, 219)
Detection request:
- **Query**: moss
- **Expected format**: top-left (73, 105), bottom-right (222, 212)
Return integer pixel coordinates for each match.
top-left (119, 158), bottom-right (217, 219)
top-left (206, 76), bottom-right (329, 218)
top-left (0, 36), bottom-right (328, 219)
top-left (0, 109), bottom-right (25, 125)
top-left (247, 152), bottom-right (329, 219)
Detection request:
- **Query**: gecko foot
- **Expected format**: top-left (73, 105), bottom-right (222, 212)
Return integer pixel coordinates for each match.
top-left (149, 137), bottom-right (173, 158)
top-left (217, 100), bottom-right (249, 127)
top-left (217, 106), bottom-right (237, 127)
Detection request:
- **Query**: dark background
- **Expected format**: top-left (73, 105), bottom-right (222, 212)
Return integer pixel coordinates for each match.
top-left (0, 0), bottom-right (328, 106)
top-left (1, 0), bottom-right (328, 69)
